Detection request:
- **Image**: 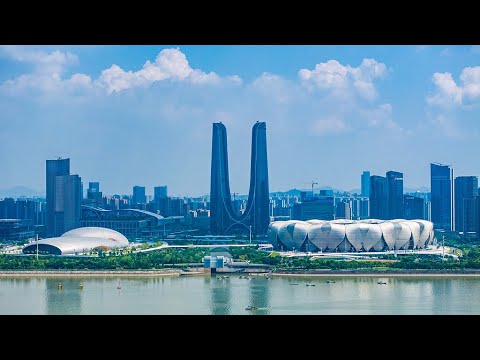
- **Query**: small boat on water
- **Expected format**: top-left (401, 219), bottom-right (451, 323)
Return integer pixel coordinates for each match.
top-left (290, 283), bottom-right (299, 285)
top-left (377, 281), bottom-right (387, 285)
top-left (326, 280), bottom-right (336, 284)
top-left (306, 284), bottom-right (316, 286)
top-left (245, 306), bottom-right (258, 311)
top-left (117, 280), bottom-right (122, 289)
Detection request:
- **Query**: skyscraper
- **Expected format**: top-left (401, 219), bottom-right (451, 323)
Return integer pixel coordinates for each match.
top-left (154, 186), bottom-right (168, 214)
top-left (132, 186), bottom-right (146, 207)
top-left (404, 195), bottom-right (424, 220)
top-left (55, 174), bottom-right (82, 234)
top-left (454, 176), bottom-right (478, 233)
top-left (87, 182), bottom-right (102, 207)
top-left (361, 171), bottom-right (370, 197)
top-left (475, 191), bottom-right (480, 237)
top-left (46, 158), bottom-right (70, 237)
top-left (210, 121), bottom-right (269, 235)
top-left (431, 163), bottom-right (455, 231)
top-left (370, 175), bottom-right (388, 220)
top-left (386, 170), bottom-right (404, 219)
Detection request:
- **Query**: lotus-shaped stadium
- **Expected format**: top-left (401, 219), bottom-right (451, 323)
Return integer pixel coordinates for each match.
top-left (268, 219), bottom-right (434, 252)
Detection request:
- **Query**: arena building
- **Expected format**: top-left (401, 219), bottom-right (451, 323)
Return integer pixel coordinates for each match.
top-left (268, 219), bottom-right (434, 252)
top-left (22, 227), bottom-right (129, 255)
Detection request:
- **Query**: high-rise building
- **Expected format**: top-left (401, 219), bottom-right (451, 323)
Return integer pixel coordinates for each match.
top-left (87, 182), bottom-right (102, 207)
top-left (132, 186), bottom-right (146, 207)
top-left (431, 163), bottom-right (455, 231)
top-left (424, 201), bottom-right (432, 221)
top-left (404, 195), bottom-right (424, 220)
top-left (475, 192), bottom-right (480, 238)
top-left (335, 201), bottom-right (351, 220)
top-left (359, 198), bottom-right (369, 219)
top-left (54, 174), bottom-right (82, 236)
top-left (210, 121), bottom-right (269, 235)
top-left (370, 175), bottom-right (388, 220)
top-left (292, 197), bottom-right (335, 221)
top-left (361, 171), bottom-right (370, 197)
top-left (386, 170), bottom-right (404, 219)
top-left (154, 186), bottom-right (168, 213)
top-left (46, 158), bottom-right (70, 237)
top-left (454, 176), bottom-right (478, 233)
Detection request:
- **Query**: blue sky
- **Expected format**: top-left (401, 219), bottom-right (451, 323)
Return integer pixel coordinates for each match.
top-left (0, 45), bottom-right (479, 197)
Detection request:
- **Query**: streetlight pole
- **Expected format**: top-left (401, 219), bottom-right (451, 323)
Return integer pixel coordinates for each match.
top-left (442, 235), bottom-right (445, 260)
top-left (36, 233), bottom-right (39, 260)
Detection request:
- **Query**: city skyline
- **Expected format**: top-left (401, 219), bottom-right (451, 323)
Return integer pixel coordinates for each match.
top-left (1, 45), bottom-right (480, 196)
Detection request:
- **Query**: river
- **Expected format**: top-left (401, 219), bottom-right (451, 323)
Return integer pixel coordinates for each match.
top-left (1, 274), bottom-right (480, 314)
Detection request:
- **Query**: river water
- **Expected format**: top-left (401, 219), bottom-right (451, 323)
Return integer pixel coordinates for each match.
top-left (1, 274), bottom-right (480, 314)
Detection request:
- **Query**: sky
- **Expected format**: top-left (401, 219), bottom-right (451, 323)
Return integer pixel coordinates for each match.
top-left (0, 45), bottom-right (479, 197)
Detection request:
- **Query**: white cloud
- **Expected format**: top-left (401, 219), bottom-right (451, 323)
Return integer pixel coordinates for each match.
top-left (427, 67), bottom-right (480, 106)
top-left (312, 117), bottom-right (350, 135)
top-left (1, 47), bottom-right (241, 96)
top-left (0, 45), bottom-right (77, 75)
top-left (97, 48), bottom-right (241, 94)
top-left (298, 58), bottom-right (387, 101)
top-left (250, 72), bottom-right (293, 104)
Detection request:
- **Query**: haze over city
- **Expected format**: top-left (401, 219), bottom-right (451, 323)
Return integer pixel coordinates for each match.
top-left (1, 45), bottom-right (479, 197)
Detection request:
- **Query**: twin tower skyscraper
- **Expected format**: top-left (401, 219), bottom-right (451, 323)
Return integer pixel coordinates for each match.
top-left (210, 122), bottom-right (270, 236)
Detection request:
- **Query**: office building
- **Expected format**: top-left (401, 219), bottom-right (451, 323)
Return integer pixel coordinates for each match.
top-left (132, 186), bottom-right (146, 207)
top-left (431, 163), bottom-right (455, 231)
top-left (86, 182), bottom-right (103, 208)
top-left (475, 193), bottom-right (480, 237)
top-left (361, 171), bottom-right (370, 197)
top-left (54, 174), bottom-right (82, 236)
top-left (424, 201), bottom-right (432, 222)
top-left (336, 201), bottom-right (351, 220)
top-left (210, 122), bottom-right (269, 235)
top-left (0, 219), bottom-right (35, 243)
top-left (370, 175), bottom-right (388, 220)
top-left (46, 158), bottom-right (70, 237)
top-left (154, 186), bottom-right (168, 213)
top-left (386, 170), bottom-right (404, 219)
top-left (292, 197), bottom-right (335, 221)
top-left (404, 195), bottom-right (424, 220)
top-left (454, 176), bottom-right (478, 233)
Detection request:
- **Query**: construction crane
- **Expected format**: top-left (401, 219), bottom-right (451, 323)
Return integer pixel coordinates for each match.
top-left (311, 181), bottom-right (318, 198)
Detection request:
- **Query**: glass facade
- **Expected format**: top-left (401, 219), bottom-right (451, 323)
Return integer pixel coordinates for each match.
top-left (370, 175), bottom-right (388, 220)
top-left (46, 158), bottom-right (70, 237)
top-left (210, 122), bottom-right (270, 235)
top-left (454, 176), bottom-right (478, 233)
top-left (386, 170), bottom-right (404, 219)
top-left (361, 171), bottom-right (370, 197)
top-left (404, 195), bottom-right (424, 220)
top-left (430, 163), bottom-right (454, 231)
top-left (132, 186), bottom-right (146, 206)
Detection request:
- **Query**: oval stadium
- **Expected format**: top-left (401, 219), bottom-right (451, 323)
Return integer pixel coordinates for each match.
top-left (268, 219), bottom-right (434, 252)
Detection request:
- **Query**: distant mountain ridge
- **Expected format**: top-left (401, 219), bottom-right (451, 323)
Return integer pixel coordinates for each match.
top-left (0, 186), bottom-right (45, 199)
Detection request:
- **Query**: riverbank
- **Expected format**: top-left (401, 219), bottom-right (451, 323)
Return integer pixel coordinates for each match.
top-left (0, 269), bottom-right (206, 277)
top-left (264, 269), bottom-right (480, 277)
top-left (3, 268), bottom-right (480, 277)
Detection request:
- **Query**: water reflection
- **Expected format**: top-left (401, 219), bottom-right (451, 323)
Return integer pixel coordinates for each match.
top-left (2, 275), bottom-right (480, 314)
top-left (248, 277), bottom-right (270, 315)
top-left (44, 278), bottom-right (83, 315)
top-left (207, 274), bottom-right (231, 315)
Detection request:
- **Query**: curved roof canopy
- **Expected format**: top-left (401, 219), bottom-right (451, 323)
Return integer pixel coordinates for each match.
top-left (22, 227), bottom-right (129, 255)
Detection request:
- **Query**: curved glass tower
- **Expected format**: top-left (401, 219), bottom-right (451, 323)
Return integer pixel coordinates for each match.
top-left (210, 122), bottom-right (269, 235)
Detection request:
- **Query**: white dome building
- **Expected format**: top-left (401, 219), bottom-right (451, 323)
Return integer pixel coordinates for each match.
top-left (269, 219), bottom-right (434, 252)
top-left (22, 227), bottom-right (129, 255)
